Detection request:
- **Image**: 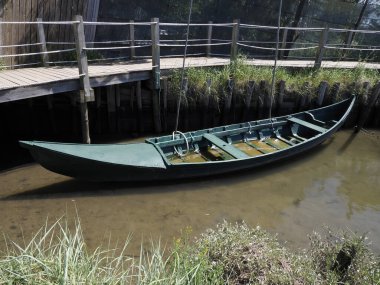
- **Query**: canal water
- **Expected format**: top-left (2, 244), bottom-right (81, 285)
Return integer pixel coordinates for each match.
top-left (0, 129), bottom-right (379, 255)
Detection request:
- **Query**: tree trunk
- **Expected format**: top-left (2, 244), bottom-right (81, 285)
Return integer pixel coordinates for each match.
top-left (283, 0), bottom-right (308, 58)
top-left (345, 0), bottom-right (369, 46)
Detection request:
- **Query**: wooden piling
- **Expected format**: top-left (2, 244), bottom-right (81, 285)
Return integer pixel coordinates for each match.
top-left (73, 15), bottom-right (94, 144)
top-left (329, 82), bottom-right (340, 104)
top-left (242, 80), bottom-right (255, 121)
top-left (151, 89), bottom-right (162, 133)
top-left (46, 96), bottom-right (57, 134)
top-left (257, 80), bottom-right (267, 119)
top-left (276, 80), bottom-right (285, 115)
top-left (223, 79), bottom-right (234, 124)
top-left (298, 82), bottom-right (311, 111)
top-left (316, 81), bottom-right (329, 107)
top-left (136, 81), bottom-right (144, 133)
top-left (115, 85), bottom-right (122, 133)
top-left (202, 79), bottom-right (212, 128)
top-left (356, 82), bottom-right (380, 132)
top-left (161, 77), bottom-right (168, 131)
top-left (95, 88), bottom-right (102, 134)
top-left (106, 85), bottom-right (117, 133)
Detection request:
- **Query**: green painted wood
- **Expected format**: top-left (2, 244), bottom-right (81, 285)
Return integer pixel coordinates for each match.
top-left (203, 133), bottom-right (249, 159)
top-left (287, 117), bottom-right (328, 133)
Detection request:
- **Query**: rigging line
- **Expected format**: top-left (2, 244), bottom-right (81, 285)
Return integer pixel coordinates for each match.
top-left (174, 0), bottom-right (194, 132)
top-left (269, 0), bottom-right (283, 131)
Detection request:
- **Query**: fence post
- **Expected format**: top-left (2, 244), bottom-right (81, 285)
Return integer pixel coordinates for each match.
top-left (36, 18), bottom-right (49, 67)
top-left (0, 18), bottom-right (3, 56)
top-left (129, 20), bottom-right (135, 59)
top-left (206, 21), bottom-right (213, 57)
top-left (279, 28), bottom-right (288, 59)
top-left (151, 17), bottom-right (160, 90)
top-left (73, 15), bottom-right (94, 144)
top-left (314, 27), bottom-right (329, 68)
top-left (230, 19), bottom-right (240, 61)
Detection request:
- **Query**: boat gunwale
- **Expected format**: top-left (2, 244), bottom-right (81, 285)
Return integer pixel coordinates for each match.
top-left (151, 96), bottom-right (356, 166)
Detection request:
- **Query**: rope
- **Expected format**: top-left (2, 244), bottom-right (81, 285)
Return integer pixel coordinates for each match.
top-left (0, 48), bottom-right (75, 58)
top-left (83, 21), bottom-right (152, 26)
top-left (159, 42), bottom-right (231, 47)
top-left (0, 21), bottom-right (79, 25)
top-left (240, 23), bottom-right (323, 31)
top-left (83, 45), bottom-right (151, 51)
top-left (0, 43), bottom-right (42, 48)
top-left (330, 28), bottom-right (380, 34)
top-left (237, 42), bottom-right (318, 51)
top-left (160, 39), bottom-right (208, 42)
top-left (174, 0), bottom-right (193, 132)
top-left (161, 22), bottom-right (233, 27)
top-left (1, 62), bottom-right (41, 68)
top-left (172, 131), bottom-right (190, 157)
top-left (325, 46), bottom-right (380, 51)
top-left (268, 0), bottom-right (283, 131)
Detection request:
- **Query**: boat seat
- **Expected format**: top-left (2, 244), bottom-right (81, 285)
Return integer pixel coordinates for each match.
top-left (203, 134), bottom-right (249, 159)
top-left (287, 117), bottom-right (328, 133)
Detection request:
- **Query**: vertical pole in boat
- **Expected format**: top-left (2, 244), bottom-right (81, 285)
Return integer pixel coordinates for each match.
top-left (206, 21), bottom-right (213, 57)
top-left (174, 0), bottom-right (193, 132)
top-left (268, 0), bottom-right (283, 128)
top-left (230, 19), bottom-right (240, 61)
top-left (73, 15), bottom-right (94, 144)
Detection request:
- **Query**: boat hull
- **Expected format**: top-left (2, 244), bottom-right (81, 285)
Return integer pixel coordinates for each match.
top-left (20, 96), bottom-right (355, 182)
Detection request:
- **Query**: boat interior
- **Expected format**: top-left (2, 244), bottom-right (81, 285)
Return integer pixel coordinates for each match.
top-left (146, 112), bottom-right (339, 164)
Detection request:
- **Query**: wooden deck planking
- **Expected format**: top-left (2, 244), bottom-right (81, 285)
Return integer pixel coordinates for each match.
top-left (0, 57), bottom-right (379, 103)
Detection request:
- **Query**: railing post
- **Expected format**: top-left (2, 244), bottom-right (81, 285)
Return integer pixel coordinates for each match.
top-left (36, 18), bottom-right (49, 67)
top-left (314, 27), bottom-right (329, 68)
top-left (0, 18), bottom-right (3, 57)
top-left (206, 21), bottom-right (213, 57)
top-left (73, 15), bottom-right (94, 144)
top-left (151, 17), bottom-right (160, 90)
top-left (279, 28), bottom-right (288, 59)
top-left (230, 19), bottom-right (240, 61)
top-left (129, 20), bottom-right (135, 59)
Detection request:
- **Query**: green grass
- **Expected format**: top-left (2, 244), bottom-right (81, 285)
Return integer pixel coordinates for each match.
top-left (169, 56), bottom-right (379, 102)
top-left (1, 217), bottom-right (379, 285)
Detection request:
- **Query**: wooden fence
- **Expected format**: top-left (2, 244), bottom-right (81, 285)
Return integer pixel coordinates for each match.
top-left (0, 0), bottom-right (100, 66)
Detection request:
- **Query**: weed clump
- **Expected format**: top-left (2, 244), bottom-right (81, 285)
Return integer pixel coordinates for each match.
top-left (0, 218), bottom-right (379, 284)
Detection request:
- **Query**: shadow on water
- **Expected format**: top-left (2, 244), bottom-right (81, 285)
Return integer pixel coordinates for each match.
top-left (337, 130), bottom-right (357, 155)
top-left (1, 139), bottom-right (333, 201)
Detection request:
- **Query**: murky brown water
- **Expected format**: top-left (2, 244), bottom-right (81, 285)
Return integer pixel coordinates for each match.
top-left (0, 130), bottom-right (379, 254)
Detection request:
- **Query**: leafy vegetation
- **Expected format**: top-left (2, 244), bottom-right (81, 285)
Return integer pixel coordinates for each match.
top-left (1, 217), bottom-right (379, 284)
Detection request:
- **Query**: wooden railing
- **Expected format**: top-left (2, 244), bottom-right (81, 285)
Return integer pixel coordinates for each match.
top-left (0, 17), bottom-right (379, 73)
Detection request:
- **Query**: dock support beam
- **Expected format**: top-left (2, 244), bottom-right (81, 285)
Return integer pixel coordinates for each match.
top-left (73, 15), bottom-right (94, 144)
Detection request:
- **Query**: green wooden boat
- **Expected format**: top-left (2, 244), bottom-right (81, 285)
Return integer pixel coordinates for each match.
top-left (20, 96), bottom-right (355, 182)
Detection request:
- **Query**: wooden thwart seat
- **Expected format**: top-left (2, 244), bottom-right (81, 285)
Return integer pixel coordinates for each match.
top-left (203, 134), bottom-right (249, 159)
top-left (288, 117), bottom-right (328, 133)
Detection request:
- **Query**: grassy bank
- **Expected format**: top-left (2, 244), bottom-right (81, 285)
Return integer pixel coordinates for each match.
top-left (169, 57), bottom-right (379, 102)
top-left (0, 217), bottom-right (379, 284)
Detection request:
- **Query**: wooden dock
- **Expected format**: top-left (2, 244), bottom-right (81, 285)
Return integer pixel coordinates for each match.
top-left (1, 57), bottom-right (378, 103)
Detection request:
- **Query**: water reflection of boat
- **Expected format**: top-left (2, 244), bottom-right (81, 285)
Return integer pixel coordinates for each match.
top-left (20, 96), bottom-right (355, 182)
